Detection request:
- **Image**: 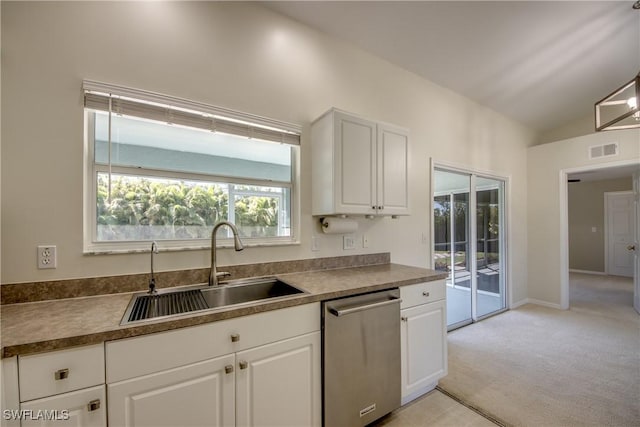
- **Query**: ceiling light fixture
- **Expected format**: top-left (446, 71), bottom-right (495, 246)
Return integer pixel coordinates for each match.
top-left (595, 71), bottom-right (640, 131)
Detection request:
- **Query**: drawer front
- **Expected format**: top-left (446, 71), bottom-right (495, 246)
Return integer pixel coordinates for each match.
top-left (106, 302), bottom-right (320, 383)
top-left (400, 280), bottom-right (446, 309)
top-left (21, 385), bottom-right (106, 427)
top-left (18, 344), bottom-right (105, 402)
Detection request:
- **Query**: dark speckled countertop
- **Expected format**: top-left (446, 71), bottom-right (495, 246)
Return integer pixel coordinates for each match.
top-left (1, 263), bottom-right (445, 358)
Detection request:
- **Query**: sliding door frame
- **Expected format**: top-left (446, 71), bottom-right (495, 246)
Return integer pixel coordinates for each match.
top-left (430, 159), bottom-right (511, 324)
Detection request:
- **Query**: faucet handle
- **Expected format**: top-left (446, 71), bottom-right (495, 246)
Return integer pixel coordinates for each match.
top-left (216, 271), bottom-right (231, 279)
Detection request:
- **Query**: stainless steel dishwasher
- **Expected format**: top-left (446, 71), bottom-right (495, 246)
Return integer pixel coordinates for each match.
top-left (323, 288), bottom-right (401, 426)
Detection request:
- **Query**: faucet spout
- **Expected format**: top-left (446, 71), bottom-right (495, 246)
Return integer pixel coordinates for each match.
top-left (148, 241), bottom-right (159, 294)
top-left (209, 221), bottom-right (244, 286)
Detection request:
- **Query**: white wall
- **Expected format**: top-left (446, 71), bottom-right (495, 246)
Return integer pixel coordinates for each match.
top-left (527, 129), bottom-right (640, 307)
top-left (537, 113), bottom-right (593, 145)
top-left (1, 2), bottom-right (535, 305)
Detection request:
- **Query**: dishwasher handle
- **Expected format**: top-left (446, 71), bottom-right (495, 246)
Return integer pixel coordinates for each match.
top-left (327, 296), bottom-right (401, 317)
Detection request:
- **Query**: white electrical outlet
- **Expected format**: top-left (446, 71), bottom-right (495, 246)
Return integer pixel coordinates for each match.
top-left (362, 234), bottom-right (370, 248)
top-left (343, 235), bottom-right (356, 250)
top-left (37, 245), bottom-right (57, 269)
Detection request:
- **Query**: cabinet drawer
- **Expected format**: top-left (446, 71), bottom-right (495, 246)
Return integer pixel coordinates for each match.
top-left (400, 280), bottom-right (445, 309)
top-left (21, 385), bottom-right (106, 427)
top-left (106, 303), bottom-right (320, 383)
top-left (18, 344), bottom-right (105, 402)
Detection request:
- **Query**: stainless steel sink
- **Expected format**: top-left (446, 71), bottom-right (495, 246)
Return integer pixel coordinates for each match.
top-left (200, 277), bottom-right (304, 309)
top-left (121, 277), bottom-right (305, 325)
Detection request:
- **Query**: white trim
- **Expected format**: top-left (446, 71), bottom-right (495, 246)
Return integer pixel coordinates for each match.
top-left (470, 174), bottom-right (478, 321)
top-left (83, 102), bottom-right (301, 253)
top-left (514, 298), bottom-right (564, 310)
top-left (568, 269), bottom-right (607, 275)
top-left (559, 158), bottom-right (640, 310)
top-left (510, 298), bottom-right (529, 309)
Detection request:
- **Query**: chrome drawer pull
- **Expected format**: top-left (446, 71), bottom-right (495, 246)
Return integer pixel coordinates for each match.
top-left (87, 399), bottom-right (101, 412)
top-left (423, 291), bottom-right (430, 297)
top-left (230, 333), bottom-right (240, 342)
top-left (54, 368), bottom-right (69, 380)
top-left (239, 360), bottom-right (248, 370)
top-left (224, 365), bottom-right (234, 374)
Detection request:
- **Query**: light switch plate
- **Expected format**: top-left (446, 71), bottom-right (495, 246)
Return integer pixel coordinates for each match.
top-left (343, 235), bottom-right (356, 250)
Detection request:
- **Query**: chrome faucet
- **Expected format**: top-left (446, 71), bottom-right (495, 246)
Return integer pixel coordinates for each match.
top-left (209, 221), bottom-right (244, 286)
top-left (148, 241), bottom-right (159, 294)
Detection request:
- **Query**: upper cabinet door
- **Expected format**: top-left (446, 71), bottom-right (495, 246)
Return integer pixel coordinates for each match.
top-left (334, 112), bottom-right (378, 215)
top-left (378, 124), bottom-right (409, 216)
top-left (311, 109), bottom-right (410, 217)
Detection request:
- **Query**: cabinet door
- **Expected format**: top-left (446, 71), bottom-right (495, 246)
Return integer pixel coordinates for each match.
top-left (108, 354), bottom-right (235, 427)
top-left (378, 124), bottom-right (409, 215)
top-left (400, 300), bottom-right (447, 404)
top-left (334, 111), bottom-right (378, 215)
top-left (20, 385), bottom-right (106, 427)
top-left (236, 332), bottom-right (321, 427)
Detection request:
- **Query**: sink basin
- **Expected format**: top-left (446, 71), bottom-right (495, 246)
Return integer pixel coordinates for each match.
top-left (201, 277), bottom-right (305, 309)
top-left (121, 277), bottom-right (305, 325)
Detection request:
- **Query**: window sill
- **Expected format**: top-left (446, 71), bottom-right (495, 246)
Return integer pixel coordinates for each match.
top-left (84, 239), bottom-right (301, 255)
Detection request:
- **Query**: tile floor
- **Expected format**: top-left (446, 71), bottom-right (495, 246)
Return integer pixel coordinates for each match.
top-left (373, 390), bottom-right (498, 427)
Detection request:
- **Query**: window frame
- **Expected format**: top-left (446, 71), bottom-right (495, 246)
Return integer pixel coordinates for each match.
top-left (83, 84), bottom-right (301, 254)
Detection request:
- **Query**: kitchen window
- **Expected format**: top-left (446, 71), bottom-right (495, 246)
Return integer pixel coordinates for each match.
top-left (83, 81), bottom-right (300, 253)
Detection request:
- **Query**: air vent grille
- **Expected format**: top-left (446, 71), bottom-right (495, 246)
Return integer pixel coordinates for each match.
top-left (589, 142), bottom-right (618, 159)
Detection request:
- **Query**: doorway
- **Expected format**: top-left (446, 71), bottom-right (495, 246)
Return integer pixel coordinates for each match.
top-left (561, 161), bottom-right (640, 311)
top-left (432, 166), bottom-right (507, 330)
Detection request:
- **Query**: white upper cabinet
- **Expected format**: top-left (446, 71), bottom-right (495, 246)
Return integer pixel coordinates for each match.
top-left (311, 109), bottom-right (409, 216)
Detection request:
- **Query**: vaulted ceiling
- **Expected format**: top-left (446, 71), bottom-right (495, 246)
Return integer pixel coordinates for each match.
top-left (264, 1), bottom-right (640, 133)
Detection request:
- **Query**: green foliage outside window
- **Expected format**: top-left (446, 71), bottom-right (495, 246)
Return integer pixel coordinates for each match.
top-left (97, 174), bottom-right (281, 241)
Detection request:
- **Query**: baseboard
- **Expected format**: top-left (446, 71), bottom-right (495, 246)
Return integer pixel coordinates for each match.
top-left (510, 298), bottom-right (528, 309)
top-left (569, 269), bottom-right (606, 275)
top-left (512, 298), bottom-right (563, 310)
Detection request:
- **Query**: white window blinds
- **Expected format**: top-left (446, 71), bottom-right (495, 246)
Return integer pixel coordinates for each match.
top-left (83, 80), bottom-right (301, 145)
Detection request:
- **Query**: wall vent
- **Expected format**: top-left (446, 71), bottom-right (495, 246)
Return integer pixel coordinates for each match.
top-left (589, 142), bottom-right (618, 159)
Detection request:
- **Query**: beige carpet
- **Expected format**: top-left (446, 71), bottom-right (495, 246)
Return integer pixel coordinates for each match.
top-left (438, 273), bottom-right (640, 427)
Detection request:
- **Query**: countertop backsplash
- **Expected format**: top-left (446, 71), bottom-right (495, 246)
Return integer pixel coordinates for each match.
top-left (0, 253), bottom-right (391, 305)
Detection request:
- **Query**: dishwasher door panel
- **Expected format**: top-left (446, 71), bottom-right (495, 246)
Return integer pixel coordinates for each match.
top-left (323, 289), bottom-right (401, 427)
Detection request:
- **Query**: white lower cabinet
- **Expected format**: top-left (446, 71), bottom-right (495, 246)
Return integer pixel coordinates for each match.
top-left (236, 332), bottom-right (320, 427)
top-left (20, 385), bottom-right (106, 427)
top-left (108, 355), bottom-right (235, 427)
top-left (108, 332), bottom-right (321, 427)
top-left (13, 344), bottom-right (106, 427)
top-left (106, 303), bottom-right (321, 427)
top-left (400, 281), bottom-right (447, 405)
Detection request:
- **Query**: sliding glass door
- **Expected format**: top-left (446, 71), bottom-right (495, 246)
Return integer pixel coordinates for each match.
top-left (433, 168), bottom-right (506, 329)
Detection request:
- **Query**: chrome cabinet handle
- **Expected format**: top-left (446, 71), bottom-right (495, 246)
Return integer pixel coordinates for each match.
top-left (401, 316), bottom-right (407, 322)
top-left (239, 360), bottom-right (248, 370)
top-left (87, 399), bottom-right (101, 412)
top-left (54, 368), bottom-right (69, 380)
top-left (230, 333), bottom-right (240, 342)
top-left (628, 245), bottom-right (636, 251)
top-left (225, 365), bottom-right (234, 374)
top-left (423, 291), bottom-right (430, 297)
